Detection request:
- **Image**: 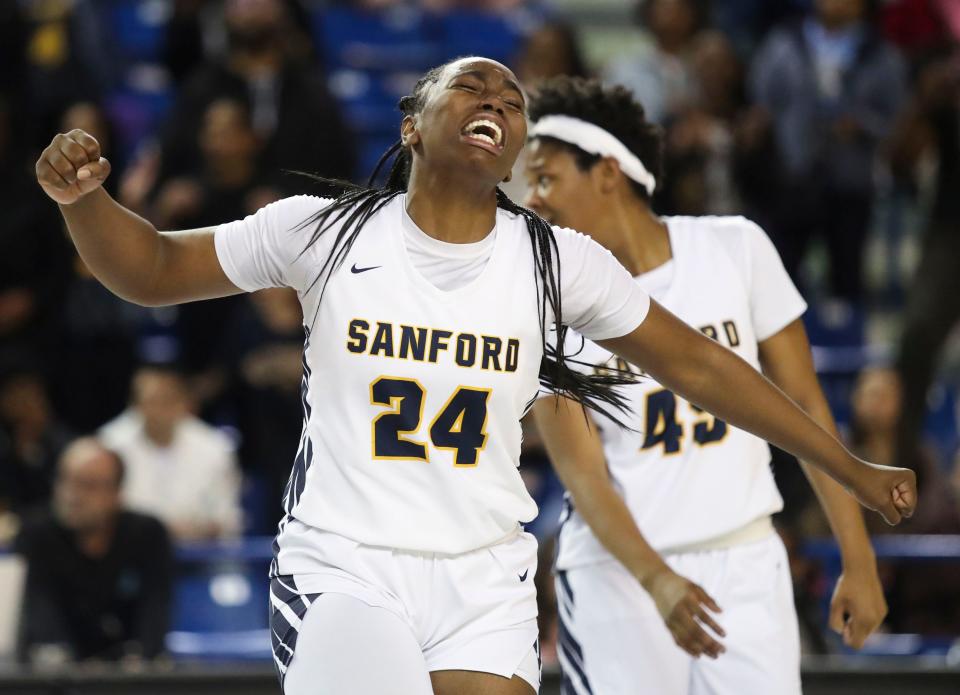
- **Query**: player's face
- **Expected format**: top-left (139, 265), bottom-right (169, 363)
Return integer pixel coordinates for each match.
top-left (408, 58), bottom-right (527, 187)
top-left (523, 138), bottom-right (608, 235)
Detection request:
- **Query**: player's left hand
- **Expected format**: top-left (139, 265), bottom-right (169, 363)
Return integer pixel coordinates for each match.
top-left (828, 566), bottom-right (888, 649)
top-left (850, 461), bottom-right (917, 525)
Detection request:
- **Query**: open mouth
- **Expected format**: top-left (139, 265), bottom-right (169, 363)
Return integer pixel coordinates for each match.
top-left (461, 119), bottom-right (504, 150)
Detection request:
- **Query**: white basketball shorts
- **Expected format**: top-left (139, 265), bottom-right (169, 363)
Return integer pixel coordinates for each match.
top-left (269, 522), bottom-right (541, 694)
top-left (555, 532), bottom-right (801, 695)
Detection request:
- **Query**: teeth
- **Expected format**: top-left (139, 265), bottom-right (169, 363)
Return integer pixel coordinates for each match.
top-left (463, 119), bottom-right (502, 145)
top-left (468, 133), bottom-right (496, 146)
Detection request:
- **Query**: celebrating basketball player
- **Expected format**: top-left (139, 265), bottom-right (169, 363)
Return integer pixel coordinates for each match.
top-left (36, 58), bottom-right (913, 695)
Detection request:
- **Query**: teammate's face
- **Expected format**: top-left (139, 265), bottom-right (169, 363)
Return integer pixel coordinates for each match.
top-left (405, 58), bottom-right (527, 187)
top-left (523, 139), bottom-right (608, 235)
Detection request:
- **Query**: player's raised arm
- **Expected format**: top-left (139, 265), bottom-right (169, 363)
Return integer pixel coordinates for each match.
top-left (35, 129), bottom-right (241, 306)
top-left (532, 396), bottom-right (726, 659)
top-left (600, 300), bottom-right (917, 525)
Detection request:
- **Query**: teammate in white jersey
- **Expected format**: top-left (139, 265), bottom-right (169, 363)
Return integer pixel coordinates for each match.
top-left (36, 58), bottom-right (914, 695)
top-left (525, 77), bottom-right (890, 694)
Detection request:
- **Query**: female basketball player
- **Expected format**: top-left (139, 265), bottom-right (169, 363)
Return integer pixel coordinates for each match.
top-left (524, 77), bottom-right (889, 694)
top-left (36, 57), bottom-right (913, 695)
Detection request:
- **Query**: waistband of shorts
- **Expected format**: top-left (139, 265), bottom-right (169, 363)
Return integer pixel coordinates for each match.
top-left (662, 516), bottom-right (774, 555)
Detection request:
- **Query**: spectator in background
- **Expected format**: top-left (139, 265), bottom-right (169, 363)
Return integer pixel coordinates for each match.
top-left (50, 247), bottom-right (144, 432)
top-left (153, 98), bottom-right (282, 397)
top-left (164, 0), bottom-right (315, 86)
top-left (515, 22), bottom-right (590, 84)
top-left (846, 367), bottom-right (960, 636)
top-left (0, 364), bottom-right (73, 526)
top-left (659, 30), bottom-right (745, 215)
top-left (47, 102), bottom-right (142, 431)
top-left (219, 288), bottom-right (303, 532)
top-left (17, 0), bottom-right (113, 148)
top-left (153, 98), bottom-right (278, 230)
top-left (0, 96), bottom-right (72, 359)
top-left (746, 0), bottom-right (906, 301)
top-left (604, 0), bottom-right (705, 125)
top-left (15, 439), bottom-right (172, 665)
top-left (848, 367), bottom-right (959, 535)
top-left (889, 46), bottom-right (960, 477)
top-left (100, 365), bottom-right (242, 541)
top-left (156, 0), bottom-right (355, 194)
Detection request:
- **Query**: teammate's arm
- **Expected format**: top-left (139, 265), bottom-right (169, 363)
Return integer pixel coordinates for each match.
top-left (531, 396), bottom-right (726, 659)
top-left (36, 129), bottom-right (241, 306)
top-left (759, 319), bottom-right (887, 649)
top-left (599, 301), bottom-right (917, 525)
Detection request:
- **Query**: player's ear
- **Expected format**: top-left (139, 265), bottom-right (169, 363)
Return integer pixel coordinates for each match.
top-left (401, 115), bottom-right (421, 149)
top-left (596, 157), bottom-right (622, 195)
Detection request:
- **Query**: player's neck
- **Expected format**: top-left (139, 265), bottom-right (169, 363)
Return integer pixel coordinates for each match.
top-left (601, 198), bottom-right (671, 277)
top-left (404, 173), bottom-right (499, 244)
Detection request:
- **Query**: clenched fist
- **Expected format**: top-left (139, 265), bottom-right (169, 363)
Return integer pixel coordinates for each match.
top-left (35, 129), bottom-right (111, 205)
top-left (850, 461), bottom-right (917, 526)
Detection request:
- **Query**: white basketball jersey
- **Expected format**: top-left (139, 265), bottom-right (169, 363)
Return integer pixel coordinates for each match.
top-left (556, 216), bottom-right (807, 569)
top-left (214, 194), bottom-right (650, 557)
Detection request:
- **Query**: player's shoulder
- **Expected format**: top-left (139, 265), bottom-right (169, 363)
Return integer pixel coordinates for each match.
top-left (663, 214), bottom-right (765, 239)
top-left (257, 194), bottom-right (336, 227)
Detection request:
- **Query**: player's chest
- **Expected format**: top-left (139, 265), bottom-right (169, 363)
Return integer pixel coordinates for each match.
top-left (310, 229), bottom-right (543, 393)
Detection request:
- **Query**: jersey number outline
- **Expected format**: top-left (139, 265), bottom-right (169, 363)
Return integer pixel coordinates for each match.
top-left (370, 376), bottom-right (491, 466)
top-left (641, 389), bottom-right (727, 455)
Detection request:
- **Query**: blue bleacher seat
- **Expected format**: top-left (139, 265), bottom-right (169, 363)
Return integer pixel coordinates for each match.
top-left (436, 9), bottom-right (530, 68)
top-left (313, 6), bottom-right (443, 73)
top-left (99, 0), bottom-right (171, 65)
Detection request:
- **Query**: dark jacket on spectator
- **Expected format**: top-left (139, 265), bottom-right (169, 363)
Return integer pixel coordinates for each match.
top-left (14, 510), bottom-right (173, 662)
top-left (157, 61), bottom-right (356, 194)
top-left (750, 20), bottom-right (905, 192)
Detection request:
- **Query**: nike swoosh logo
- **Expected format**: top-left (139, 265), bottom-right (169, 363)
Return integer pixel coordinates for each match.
top-left (351, 263), bottom-right (381, 274)
top-left (519, 569), bottom-right (529, 582)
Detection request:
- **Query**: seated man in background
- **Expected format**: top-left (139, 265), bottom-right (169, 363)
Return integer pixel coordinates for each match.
top-left (100, 364), bottom-right (242, 541)
top-left (14, 439), bottom-right (173, 665)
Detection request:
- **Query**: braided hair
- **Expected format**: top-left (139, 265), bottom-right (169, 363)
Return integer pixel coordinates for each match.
top-left (293, 61), bottom-right (635, 422)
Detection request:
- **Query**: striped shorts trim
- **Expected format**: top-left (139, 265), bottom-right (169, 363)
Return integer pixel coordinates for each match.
top-left (269, 575), bottom-right (321, 686)
top-left (556, 570), bottom-right (595, 695)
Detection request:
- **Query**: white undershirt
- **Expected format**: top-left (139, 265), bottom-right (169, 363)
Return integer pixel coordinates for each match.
top-left (401, 205), bottom-right (497, 291)
top-left (635, 259), bottom-right (675, 300)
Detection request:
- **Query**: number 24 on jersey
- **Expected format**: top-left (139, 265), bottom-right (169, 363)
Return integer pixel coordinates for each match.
top-left (370, 376), bottom-right (490, 466)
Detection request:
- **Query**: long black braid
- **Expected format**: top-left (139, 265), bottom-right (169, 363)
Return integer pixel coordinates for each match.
top-left (292, 62), bottom-right (637, 423)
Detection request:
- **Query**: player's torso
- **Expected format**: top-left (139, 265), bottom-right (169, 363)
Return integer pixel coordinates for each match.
top-left (284, 200), bottom-right (545, 555)
top-left (557, 217), bottom-right (783, 567)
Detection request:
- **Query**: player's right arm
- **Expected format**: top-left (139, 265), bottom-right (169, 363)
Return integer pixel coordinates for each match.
top-left (36, 129), bottom-right (241, 306)
top-left (532, 396), bottom-right (726, 660)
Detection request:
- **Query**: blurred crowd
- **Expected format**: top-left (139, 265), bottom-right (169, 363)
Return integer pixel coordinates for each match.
top-left (2, 0), bottom-right (960, 668)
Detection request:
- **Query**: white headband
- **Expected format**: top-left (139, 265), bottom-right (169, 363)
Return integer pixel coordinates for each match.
top-left (528, 115), bottom-right (656, 196)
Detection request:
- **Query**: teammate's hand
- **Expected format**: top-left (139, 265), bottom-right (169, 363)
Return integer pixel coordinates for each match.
top-left (35, 129), bottom-right (111, 205)
top-left (850, 461), bottom-right (917, 525)
top-left (644, 568), bottom-right (726, 659)
top-left (828, 566), bottom-right (888, 649)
